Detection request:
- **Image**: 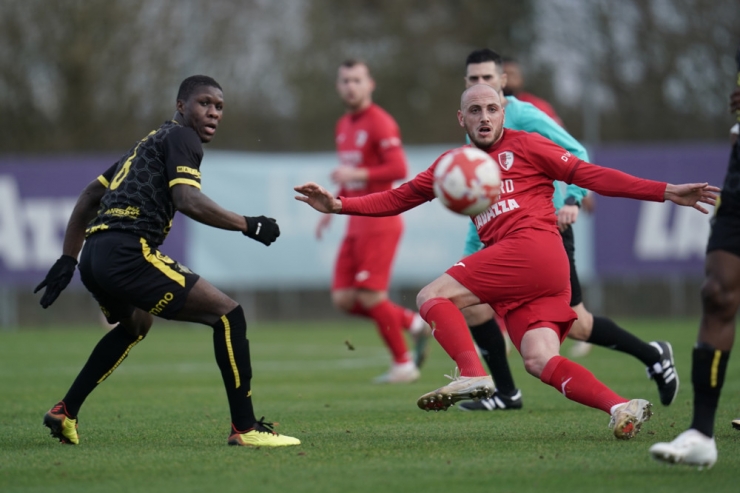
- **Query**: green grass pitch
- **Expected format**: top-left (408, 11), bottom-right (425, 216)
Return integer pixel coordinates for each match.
top-left (1, 318), bottom-right (739, 493)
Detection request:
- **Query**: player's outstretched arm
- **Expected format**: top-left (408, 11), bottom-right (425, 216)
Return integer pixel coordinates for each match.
top-left (297, 175), bottom-right (431, 217)
top-left (294, 182), bottom-right (343, 214)
top-left (34, 179), bottom-right (107, 308)
top-left (172, 184), bottom-right (279, 246)
top-left (664, 183), bottom-right (721, 214)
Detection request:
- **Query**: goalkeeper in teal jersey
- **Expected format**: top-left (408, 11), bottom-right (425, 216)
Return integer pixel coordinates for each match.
top-left (457, 49), bottom-right (679, 412)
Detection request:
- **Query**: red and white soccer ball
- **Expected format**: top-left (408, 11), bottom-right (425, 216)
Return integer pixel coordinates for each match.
top-left (433, 147), bottom-right (501, 216)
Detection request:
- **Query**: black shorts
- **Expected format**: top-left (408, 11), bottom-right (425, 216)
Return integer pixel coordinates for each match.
top-left (79, 231), bottom-right (200, 324)
top-left (560, 225), bottom-right (582, 307)
top-left (706, 216), bottom-right (740, 259)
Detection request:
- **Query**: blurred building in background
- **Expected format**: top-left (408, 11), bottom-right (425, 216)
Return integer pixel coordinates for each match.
top-left (0, 0), bottom-right (737, 327)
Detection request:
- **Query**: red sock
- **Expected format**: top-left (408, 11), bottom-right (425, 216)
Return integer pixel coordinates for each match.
top-left (367, 300), bottom-right (410, 364)
top-left (388, 304), bottom-right (416, 331)
top-left (540, 356), bottom-right (628, 413)
top-left (419, 297), bottom-right (487, 377)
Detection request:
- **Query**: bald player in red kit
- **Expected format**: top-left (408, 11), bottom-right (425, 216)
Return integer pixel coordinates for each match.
top-left (297, 84), bottom-right (719, 439)
top-left (315, 59), bottom-right (431, 384)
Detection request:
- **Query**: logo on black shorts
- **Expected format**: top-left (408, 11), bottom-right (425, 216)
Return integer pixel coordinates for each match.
top-left (149, 292), bottom-right (174, 315)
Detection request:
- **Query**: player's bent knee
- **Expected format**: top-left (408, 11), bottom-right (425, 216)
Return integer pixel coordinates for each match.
top-left (331, 297), bottom-right (354, 312)
top-left (701, 277), bottom-right (740, 318)
top-left (416, 285), bottom-right (440, 310)
top-left (330, 290), bottom-right (357, 312)
top-left (356, 290), bottom-right (386, 310)
top-left (121, 310), bottom-right (153, 338)
top-left (522, 356), bottom-right (546, 378)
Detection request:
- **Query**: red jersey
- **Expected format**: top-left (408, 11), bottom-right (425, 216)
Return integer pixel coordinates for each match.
top-left (514, 93), bottom-right (564, 127)
top-left (339, 129), bottom-right (667, 246)
top-left (335, 103), bottom-right (407, 235)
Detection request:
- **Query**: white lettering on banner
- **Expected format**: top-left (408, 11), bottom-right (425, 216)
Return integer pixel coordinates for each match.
top-left (0, 177), bottom-right (25, 268)
top-left (25, 200), bottom-right (75, 267)
top-left (0, 175), bottom-right (76, 270)
top-left (633, 202), bottom-right (713, 261)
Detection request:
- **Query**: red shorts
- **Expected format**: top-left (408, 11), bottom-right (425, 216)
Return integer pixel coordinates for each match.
top-left (332, 226), bottom-right (403, 291)
top-left (446, 228), bottom-right (577, 351)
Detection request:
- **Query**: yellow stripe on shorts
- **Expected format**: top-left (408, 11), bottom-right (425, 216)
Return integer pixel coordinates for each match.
top-left (222, 314), bottom-right (241, 388)
top-left (140, 238), bottom-right (185, 287)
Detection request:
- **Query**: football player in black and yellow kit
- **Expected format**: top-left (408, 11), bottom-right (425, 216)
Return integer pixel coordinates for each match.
top-left (649, 84), bottom-right (740, 468)
top-left (35, 75), bottom-right (299, 447)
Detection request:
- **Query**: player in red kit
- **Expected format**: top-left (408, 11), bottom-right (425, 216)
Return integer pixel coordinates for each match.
top-left (502, 56), bottom-right (564, 127)
top-left (315, 60), bottom-right (431, 383)
top-left (296, 84), bottom-right (718, 439)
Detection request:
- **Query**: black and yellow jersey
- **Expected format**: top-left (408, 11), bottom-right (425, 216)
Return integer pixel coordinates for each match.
top-left (715, 140), bottom-right (740, 221)
top-left (86, 120), bottom-right (203, 246)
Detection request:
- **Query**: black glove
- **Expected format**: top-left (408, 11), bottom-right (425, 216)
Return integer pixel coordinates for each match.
top-left (34, 255), bottom-right (78, 308)
top-left (243, 215), bottom-right (280, 246)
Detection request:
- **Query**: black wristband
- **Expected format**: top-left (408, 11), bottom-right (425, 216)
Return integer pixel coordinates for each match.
top-left (564, 196), bottom-right (581, 207)
top-left (243, 216), bottom-right (258, 237)
top-left (60, 254), bottom-right (79, 266)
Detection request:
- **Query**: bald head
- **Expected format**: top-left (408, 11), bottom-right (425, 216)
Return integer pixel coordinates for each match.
top-left (457, 83), bottom-right (505, 149)
top-left (460, 83), bottom-right (501, 110)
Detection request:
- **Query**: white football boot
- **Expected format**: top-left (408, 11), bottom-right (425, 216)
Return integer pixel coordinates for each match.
top-left (609, 399), bottom-right (653, 439)
top-left (373, 360), bottom-right (420, 384)
top-left (417, 367), bottom-right (494, 411)
top-left (649, 429), bottom-right (717, 469)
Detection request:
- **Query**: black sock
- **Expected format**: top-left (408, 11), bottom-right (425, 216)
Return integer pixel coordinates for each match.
top-left (63, 324), bottom-right (143, 417)
top-left (587, 316), bottom-right (660, 367)
top-left (690, 344), bottom-right (730, 437)
top-left (469, 319), bottom-right (516, 395)
top-left (212, 305), bottom-right (256, 431)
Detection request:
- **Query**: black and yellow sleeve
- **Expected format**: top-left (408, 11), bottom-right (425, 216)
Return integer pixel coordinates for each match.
top-left (163, 126), bottom-right (204, 190)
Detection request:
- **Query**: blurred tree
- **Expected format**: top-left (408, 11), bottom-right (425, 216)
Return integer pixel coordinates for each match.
top-left (528, 0), bottom-right (740, 143)
top-left (0, 0), bottom-right (531, 152)
top-left (283, 0), bottom-right (533, 150)
top-left (0, 0), bottom-right (737, 153)
top-left (0, 0), bottom-right (181, 152)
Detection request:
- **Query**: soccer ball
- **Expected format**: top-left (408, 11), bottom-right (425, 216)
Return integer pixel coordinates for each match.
top-left (433, 147), bottom-right (501, 216)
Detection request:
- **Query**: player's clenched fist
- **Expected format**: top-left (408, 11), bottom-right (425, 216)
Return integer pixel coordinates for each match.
top-left (243, 215), bottom-right (280, 246)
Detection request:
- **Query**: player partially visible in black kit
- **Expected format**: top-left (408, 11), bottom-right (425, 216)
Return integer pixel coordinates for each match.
top-left (34, 75), bottom-right (300, 447)
top-left (649, 85), bottom-right (740, 468)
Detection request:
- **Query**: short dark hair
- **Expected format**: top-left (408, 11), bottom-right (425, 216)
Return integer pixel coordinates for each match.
top-left (339, 59), bottom-right (371, 75)
top-left (177, 75), bottom-right (222, 102)
top-left (465, 49), bottom-right (503, 69)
